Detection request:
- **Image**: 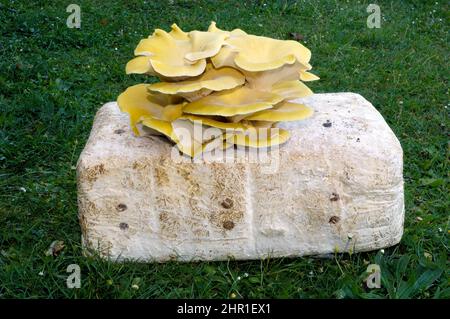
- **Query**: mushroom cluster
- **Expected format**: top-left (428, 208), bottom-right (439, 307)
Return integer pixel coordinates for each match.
top-left (117, 22), bottom-right (319, 158)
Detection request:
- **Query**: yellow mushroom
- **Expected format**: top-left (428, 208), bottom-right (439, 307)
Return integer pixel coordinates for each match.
top-left (210, 45), bottom-right (238, 69)
top-left (244, 61), bottom-right (308, 89)
top-left (207, 21), bottom-right (247, 37)
top-left (183, 86), bottom-right (283, 117)
top-left (180, 114), bottom-right (251, 131)
top-left (184, 31), bottom-right (229, 62)
top-left (299, 71), bottom-right (320, 82)
top-left (117, 84), bottom-right (184, 135)
top-left (270, 80), bottom-right (313, 100)
top-left (244, 100), bottom-right (314, 122)
top-left (147, 65), bottom-right (245, 97)
top-left (128, 24), bottom-right (228, 77)
top-left (242, 62), bottom-right (315, 100)
top-left (224, 127), bottom-right (290, 148)
top-left (168, 23), bottom-right (189, 40)
top-left (213, 34), bottom-right (311, 72)
top-left (171, 119), bottom-right (225, 158)
top-left (119, 22), bottom-right (318, 158)
top-left (140, 117), bottom-right (224, 158)
top-left (125, 55), bottom-right (191, 82)
top-left (140, 116), bottom-right (174, 138)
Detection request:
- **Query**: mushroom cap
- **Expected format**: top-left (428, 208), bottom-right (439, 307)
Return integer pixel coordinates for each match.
top-left (172, 119), bottom-right (226, 158)
top-left (213, 34), bottom-right (311, 72)
top-left (117, 84), bottom-right (184, 135)
top-left (180, 114), bottom-right (251, 131)
top-left (147, 65), bottom-right (245, 95)
top-left (242, 62), bottom-right (314, 100)
top-left (243, 61), bottom-right (310, 89)
top-left (183, 86), bottom-right (283, 117)
top-left (271, 80), bottom-right (313, 100)
top-left (211, 45), bottom-right (238, 69)
top-left (244, 100), bottom-right (314, 122)
top-left (299, 70), bottom-right (320, 81)
top-left (140, 117), bottom-right (174, 138)
top-left (177, 89), bottom-right (214, 102)
top-left (184, 30), bottom-right (229, 62)
top-left (224, 127), bottom-right (290, 148)
top-left (128, 24), bottom-right (228, 77)
top-left (207, 21), bottom-right (247, 37)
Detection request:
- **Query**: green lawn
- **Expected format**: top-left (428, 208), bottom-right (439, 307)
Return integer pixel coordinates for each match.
top-left (0, 0), bottom-right (448, 298)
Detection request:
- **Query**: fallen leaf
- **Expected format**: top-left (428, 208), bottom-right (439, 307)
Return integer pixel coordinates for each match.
top-left (289, 32), bottom-right (304, 41)
top-left (45, 240), bottom-right (65, 257)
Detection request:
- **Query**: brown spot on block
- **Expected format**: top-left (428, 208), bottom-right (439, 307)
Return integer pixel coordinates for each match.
top-left (116, 203), bottom-right (127, 212)
top-left (84, 163), bottom-right (106, 183)
top-left (114, 129), bottom-right (125, 134)
top-left (119, 222), bottom-right (129, 230)
top-left (221, 198), bottom-right (234, 209)
top-left (223, 220), bottom-right (235, 230)
top-left (330, 193), bottom-right (340, 201)
top-left (132, 161), bottom-right (149, 170)
top-left (323, 120), bottom-right (332, 128)
top-left (154, 160), bottom-right (169, 186)
top-left (329, 216), bottom-right (340, 224)
top-left (159, 211), bottom-right (179, 239)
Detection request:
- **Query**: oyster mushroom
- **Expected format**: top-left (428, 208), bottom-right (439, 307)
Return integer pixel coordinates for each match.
top-left (117, 84), bottom-right (185, 135)
top-left (127, 24), bottom-right (228, 78)
top-left (117, 22), bottom-right (319, 158)
top-left (224, 127), bottom-right (290, 148)
top-left (147, 64), bottom-right (245, 101)
top-left (244, 101), bottom-right (314, 122)
top-left (212, 34), bottom-right (311, 72)
top-left (183, 86), bottom-right (283, 117)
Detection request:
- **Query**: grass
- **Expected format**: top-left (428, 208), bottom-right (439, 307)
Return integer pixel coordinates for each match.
top-left (0, 0), bottom-right (448, 299)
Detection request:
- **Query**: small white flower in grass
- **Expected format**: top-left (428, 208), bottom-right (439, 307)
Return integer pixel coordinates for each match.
top-left (131, 284), bottom-right (139, 290)
top-left (19, 187), bottom-right (26, 192)
top-left (380, 249), bottom-right (385, 254)
top-left (438, 227), bottom-right (442, 233)
top-left (38, 271), bottom-right (44, 276)
top-left (115, 47), bottom-right (118, 51)
top-left (237, 276), bottom-right (241, 281)
top-left (243, 273), bottom-right (249, 278)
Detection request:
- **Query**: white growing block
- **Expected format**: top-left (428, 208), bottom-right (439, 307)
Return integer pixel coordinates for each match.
top-left (76, 93), bottom-right (404, 262)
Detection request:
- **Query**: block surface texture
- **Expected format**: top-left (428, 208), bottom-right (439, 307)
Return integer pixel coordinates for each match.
top-left (77, 93), bottom-right (404, 262)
